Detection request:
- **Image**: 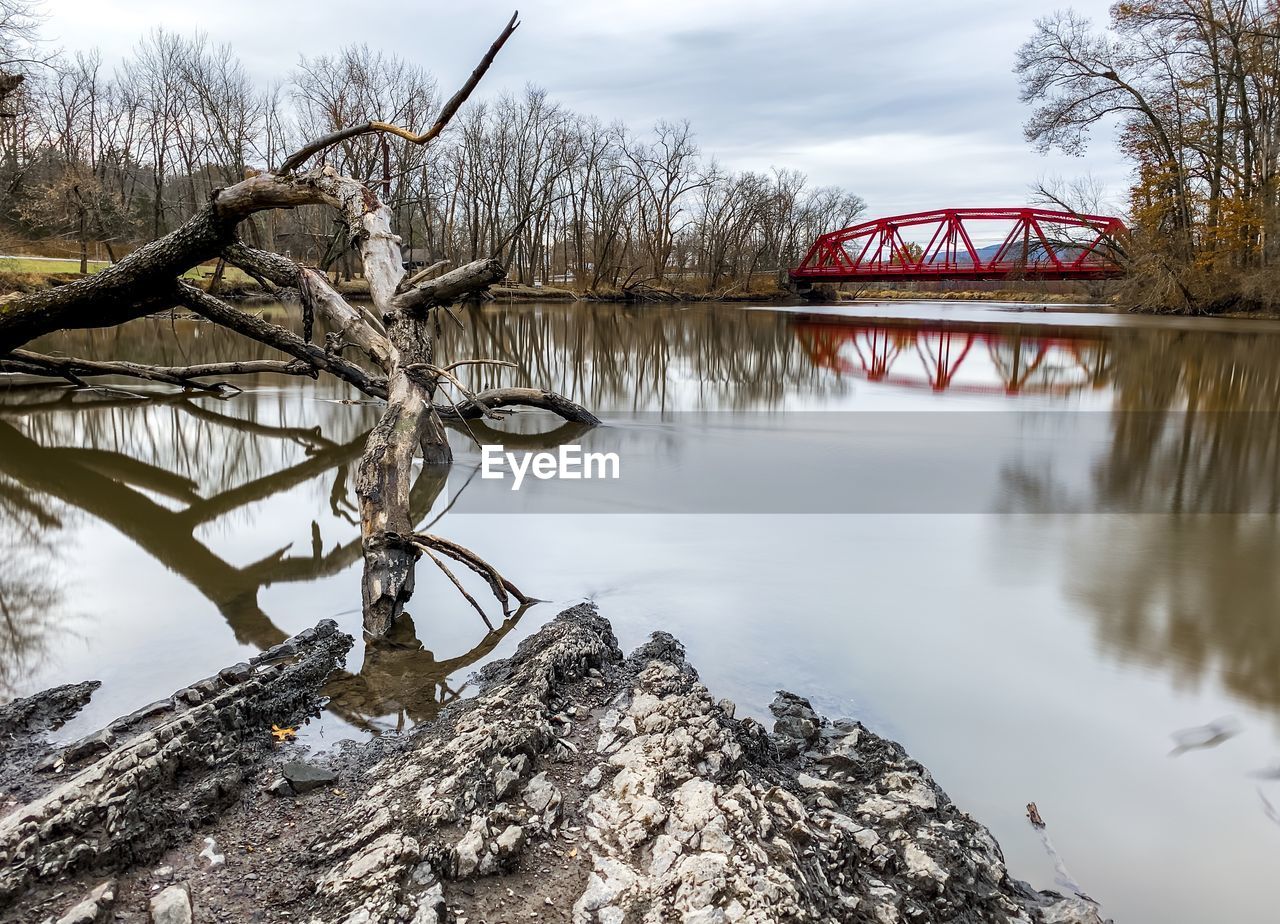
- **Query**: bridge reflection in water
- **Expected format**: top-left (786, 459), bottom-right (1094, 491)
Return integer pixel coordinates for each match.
top-left (794, 316), bottom-right (1111, 396)
top-left (7, 301), bottom-right (1280, 731)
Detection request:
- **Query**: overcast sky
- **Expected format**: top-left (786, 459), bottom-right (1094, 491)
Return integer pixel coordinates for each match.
top-left (39, 0), bottom-right (1130, 219)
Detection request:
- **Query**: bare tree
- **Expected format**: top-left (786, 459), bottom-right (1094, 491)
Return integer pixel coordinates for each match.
top-left (3, 8), bottom-right (867, 306)
top-left (623, 120), bottom-right (707, 283)
top-left (0, 0), bottom-right (43, 116)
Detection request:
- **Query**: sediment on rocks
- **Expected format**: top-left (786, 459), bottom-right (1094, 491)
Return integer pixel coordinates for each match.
top-left (0, 622), bottom-right (351, 921)
top-left (0, 605), bottom-right (1109, 924)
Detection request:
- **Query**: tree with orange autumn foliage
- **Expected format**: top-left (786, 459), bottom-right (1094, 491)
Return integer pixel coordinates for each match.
top-left (1018, 1), bottom-right (1280, 312)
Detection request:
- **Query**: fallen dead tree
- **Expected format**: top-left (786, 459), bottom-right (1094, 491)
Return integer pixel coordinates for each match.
top-left (0, 13), bottom-right (596, 637)
top-left (1, 605), bottom-right (1111, 924)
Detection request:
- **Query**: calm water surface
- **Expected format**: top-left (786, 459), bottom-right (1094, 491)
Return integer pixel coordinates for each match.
top-left (4, 299), bottom-right (1280, 923)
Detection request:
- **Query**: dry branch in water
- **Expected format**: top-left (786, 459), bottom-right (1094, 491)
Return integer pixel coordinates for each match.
top-left (0, 10), bottom-right (597, 638)
top-left (410, 532), bottom-right (532, 619)
top-left (0, 350), bottom-right (315, 394)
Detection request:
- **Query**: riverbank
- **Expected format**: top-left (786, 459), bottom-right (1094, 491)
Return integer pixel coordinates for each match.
top-left (834, 287), bottom-right (1103, 305)
top-left (0, 270), bottom-right (1092, 308)
top-left (0, 604), bottom-right (1107, 924)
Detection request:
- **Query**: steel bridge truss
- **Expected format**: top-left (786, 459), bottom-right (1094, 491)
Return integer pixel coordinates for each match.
top-left (790, 207), bottom-right (1128, 283)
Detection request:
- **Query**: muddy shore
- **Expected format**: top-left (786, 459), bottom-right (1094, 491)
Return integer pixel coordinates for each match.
top-left (0, 605), bottom-right (1108, 923)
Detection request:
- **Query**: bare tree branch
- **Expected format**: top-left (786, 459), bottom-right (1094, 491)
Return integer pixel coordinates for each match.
top-left (277, 11), bottom-right (520, 173)
top-left (437, 386), bottom-right (600, 425)
top-left (1, 350), bottom-right (315, 392)
top-left (175, 283), bottom-right (388, 399)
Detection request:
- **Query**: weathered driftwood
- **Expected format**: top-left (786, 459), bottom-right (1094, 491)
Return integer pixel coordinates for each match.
top-left (402, 260), bottom-right (452, 289)
top-left (0, 349), bottom-right (314, 393)
top-left (176, 283), bottom-right (389, 399)
top-left (4, 606), bottom-right (1110, 924)
top-left (439, 386), bottom-right (603, 424)
top-left (358, 312), bottom-right (439, 636)
top-left (353, 268), bottom-right (520, 637)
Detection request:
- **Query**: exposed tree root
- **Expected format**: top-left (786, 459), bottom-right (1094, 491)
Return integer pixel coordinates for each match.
top-left (409, 532), bottom-right (533, 620)
top-left (438, 386), bottom-right (601, 425)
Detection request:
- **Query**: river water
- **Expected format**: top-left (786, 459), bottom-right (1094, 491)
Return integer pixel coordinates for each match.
top-left (4, 298), bottom-right (1280, 922)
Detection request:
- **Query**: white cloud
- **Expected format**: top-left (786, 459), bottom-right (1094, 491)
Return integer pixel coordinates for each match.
top-left (37, 0), bottom-right (1131, 217)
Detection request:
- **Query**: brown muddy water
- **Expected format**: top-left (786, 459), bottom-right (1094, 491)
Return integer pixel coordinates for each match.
top-left (5, 299), bottom-right (1280, 922)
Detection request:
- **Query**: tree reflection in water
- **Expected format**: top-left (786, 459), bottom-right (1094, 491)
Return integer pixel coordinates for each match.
top-left (0, 468), bottom-right (71, 699)
top-left (8, 303), bottom-right (1280, 727)
top-left (1057, 329), bottom-right (1280, 715)
top-left (322, 608), bottom-right (530, 734)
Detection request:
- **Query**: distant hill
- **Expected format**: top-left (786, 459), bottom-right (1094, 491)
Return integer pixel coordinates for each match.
top-left (925, 242), bottom-right (1086, 265)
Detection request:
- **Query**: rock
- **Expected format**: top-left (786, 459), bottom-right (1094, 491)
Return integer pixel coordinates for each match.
top-left (218, 662), bottom-right (252, 684)
top-left (1040, 897), bottom-right (1108, 924)
top-left (770, 690), bottom-right (821, 743)
top-left (493, 767), bottom-right (519, 800)
top-left (522, 772), bottom-right (560, 815)
top-left (282, 760), bottom-right (338, 793)
top-left (266, 776), bottom-right (295, 797)
top-left (257, 641), bottom-right (298, 664)
top-left (410, 882), bottom-right (446, 923)
top-left (902, 842), bottom-right (947, 884)
top-left (149, 885), bottom-right (192, 924)
top-left (796, 772), bottom-right (843, 796)
top-left (11, 604), bottom-right (1107, 924)
top-left (199, 836), bottom-right (225, 867)
top-left (61, 727), bottom-right (115, 763)
top-left (454, 823), bottom-right (485, 878)
top-left (0, 621), bottom-right (352, 906)
top-left (53, 879), bottom-right (116, 924)
top-left (495, 824), bottom-right (525, 858)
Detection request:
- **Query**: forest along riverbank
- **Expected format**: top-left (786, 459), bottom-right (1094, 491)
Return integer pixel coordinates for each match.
top-left (0, 604), bottom-right (1106, 924)
top-left (0, 264), bottom-right (1114, 307)
top-left (0, 268), bottom-right (794, 304)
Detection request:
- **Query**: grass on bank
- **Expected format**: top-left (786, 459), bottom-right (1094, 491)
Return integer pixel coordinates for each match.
top-left (0, 256), bottom-right (113, 274)
top-left (0, 256), bottom-right (257, 297)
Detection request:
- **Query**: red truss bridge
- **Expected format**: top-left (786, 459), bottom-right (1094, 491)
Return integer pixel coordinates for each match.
top-left (790, 207), bottom-right (1128, 283)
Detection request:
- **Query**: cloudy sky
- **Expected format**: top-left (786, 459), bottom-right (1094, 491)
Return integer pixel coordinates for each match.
top-left (39, 0), bottom-right (1130, 218)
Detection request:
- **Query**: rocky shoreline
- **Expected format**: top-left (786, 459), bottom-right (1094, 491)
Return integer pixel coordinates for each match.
top-left (0, 604), bottom-right (1108, 923)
